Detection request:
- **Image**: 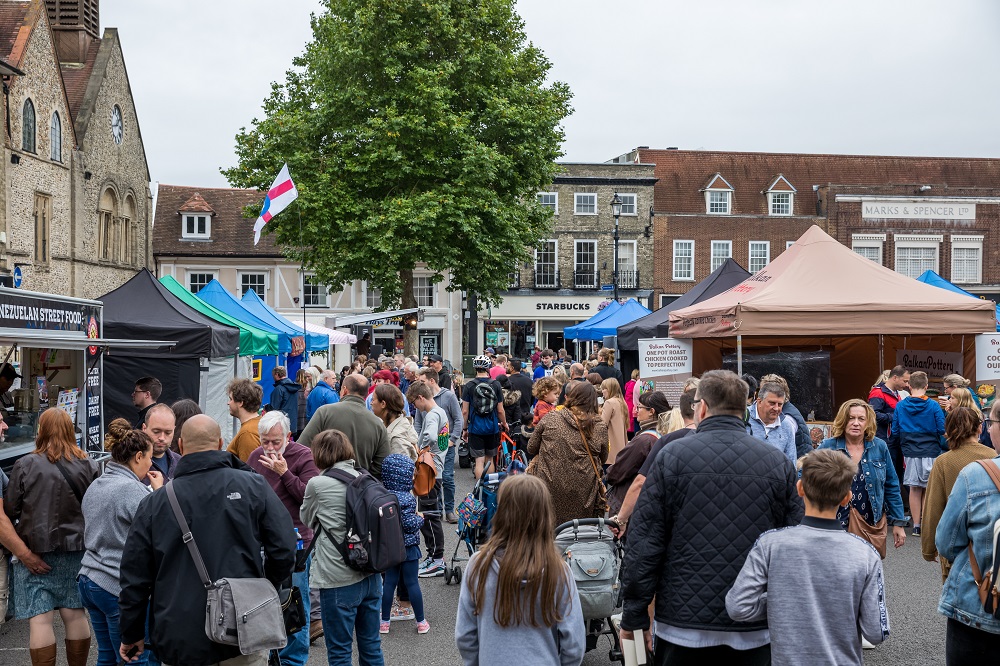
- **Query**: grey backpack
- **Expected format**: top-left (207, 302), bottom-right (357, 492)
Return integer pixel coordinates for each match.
top-left (165, 483), bottom-right (287, 655)
top-left (555, 518), bottom-right (621, 621)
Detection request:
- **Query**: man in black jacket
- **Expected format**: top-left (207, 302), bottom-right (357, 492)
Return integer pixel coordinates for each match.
top-left (619, 370), bottom-right (803, 665)
top-left (118, 415), bottom-right (295, 666)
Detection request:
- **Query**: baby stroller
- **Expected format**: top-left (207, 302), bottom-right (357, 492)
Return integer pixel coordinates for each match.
top-left (444, 462), bottom-right (507, 585)
top-left (555, 518), bottom-right (625, 663)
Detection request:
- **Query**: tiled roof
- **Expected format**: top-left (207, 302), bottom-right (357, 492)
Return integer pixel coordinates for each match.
top-left (59, 35), bottom-right (99, 123)
top-left (638, 149), bottom-right (1000, 216)
top-left (0, 2), bottom-right (34, 67)
top-left (153, 184), bottom-right (282, 257)
top-left (178, 192), bottom-right (214, 213)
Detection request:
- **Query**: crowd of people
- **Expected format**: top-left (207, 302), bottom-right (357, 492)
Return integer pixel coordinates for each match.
top-left (0, 346), bottom-right (999, 666)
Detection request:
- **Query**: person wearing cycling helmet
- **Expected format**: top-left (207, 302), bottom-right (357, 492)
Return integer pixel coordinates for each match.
top-left (461, 355), bottom-right (508, 479)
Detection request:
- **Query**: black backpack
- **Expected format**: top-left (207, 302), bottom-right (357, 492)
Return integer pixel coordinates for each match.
top-left (319, 467), bottom-right (406, 574)
top-left (472, 379), bottom-right (499, 416)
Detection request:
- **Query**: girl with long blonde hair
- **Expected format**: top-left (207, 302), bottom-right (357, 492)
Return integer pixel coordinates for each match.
top-left (456, 475), bottom-right (584, 664)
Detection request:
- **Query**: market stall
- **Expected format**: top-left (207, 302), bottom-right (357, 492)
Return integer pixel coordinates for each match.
top-left (240, 288), bottom-right (329, 380)
top-left (667, 225), bottom-right (997, 416)
top-left (100, 270), bottom-right (240, 434)
top-left (916, 270), bottom-right (1000, 331)
top-left (0, 287), bottom-right (173, 467)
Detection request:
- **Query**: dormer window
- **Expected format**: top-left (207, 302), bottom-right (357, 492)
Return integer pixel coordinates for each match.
top-left (765, 175), bottom-right (796, 216)
top-left (183, 214), bottom-right (210, 239)
top-left (703, 174), bottom-right (733, 215)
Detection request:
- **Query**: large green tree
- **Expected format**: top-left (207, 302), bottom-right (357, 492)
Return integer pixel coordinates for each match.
top-left (224, 0), bottom-right (572, 355)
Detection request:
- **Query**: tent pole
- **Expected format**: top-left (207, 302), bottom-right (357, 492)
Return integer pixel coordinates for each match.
top-left (878, 334), bottom-right (884, 373)
top-left (737, 335), bottom-right (743, 377)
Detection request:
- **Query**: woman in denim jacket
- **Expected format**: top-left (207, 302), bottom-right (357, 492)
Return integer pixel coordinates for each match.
top-left (935, 399), bottom-right (1000, 662)
top-left (818, 399), bottom-right (908, 552)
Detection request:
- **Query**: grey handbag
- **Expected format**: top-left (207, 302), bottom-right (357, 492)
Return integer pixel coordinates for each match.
top-left (165, 483), bottom-right (287, 655)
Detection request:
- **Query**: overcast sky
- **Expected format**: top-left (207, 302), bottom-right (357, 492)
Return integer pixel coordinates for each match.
top-left (103, 0), bottom-right (1000, 191)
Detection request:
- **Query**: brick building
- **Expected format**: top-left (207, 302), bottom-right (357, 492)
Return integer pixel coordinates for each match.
top-left (481, 162), bottom-right (656, 357)
top-left (0, 0), bottom-right (150, 298)
top-left (620, 148), bottom-right (1000, 307)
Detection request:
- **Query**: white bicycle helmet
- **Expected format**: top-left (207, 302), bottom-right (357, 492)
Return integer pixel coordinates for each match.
top-left (473, 355), bottom-right (492, 370)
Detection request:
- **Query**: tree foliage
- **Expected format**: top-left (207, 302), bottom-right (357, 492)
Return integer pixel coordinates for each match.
top-left (223, 0), bottom-right (572, 313)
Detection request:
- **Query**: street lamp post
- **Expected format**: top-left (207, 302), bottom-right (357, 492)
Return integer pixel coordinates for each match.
top-left (610, 192), bottom-right (623, 303)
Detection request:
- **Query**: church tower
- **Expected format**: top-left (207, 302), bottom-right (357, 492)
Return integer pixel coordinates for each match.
top-left (45, 0), bottom-right (99, 63)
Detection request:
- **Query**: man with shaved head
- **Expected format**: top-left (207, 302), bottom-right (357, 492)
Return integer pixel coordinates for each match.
top-left (297, 373), bottom-right (392, 478)
top-left (117, 414), bottom-right (295, 666)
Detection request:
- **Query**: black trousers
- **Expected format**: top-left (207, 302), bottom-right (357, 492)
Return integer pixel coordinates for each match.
top-left (654, 640), bottom-right (770, 666)
top-left (418, 479), bottom-right (444, 559)
top-left (946, 618), bottom-right (1000, 665)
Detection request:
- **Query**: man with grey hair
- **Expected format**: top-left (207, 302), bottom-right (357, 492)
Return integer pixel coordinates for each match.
top-left (760, 373), bottom-right (812, 457)
top-left (415, 366), bottom-right (464, 522)
top-left (307, 369), bottom-right (340, 421)
top-left (620, 370), bottom-right (802, 664)
top-left (558, 362), bottom-right (588, 405)
top-left (247, 410), bottom-right (319, 663)
top-left (746, 382), bottom-right (797, 462)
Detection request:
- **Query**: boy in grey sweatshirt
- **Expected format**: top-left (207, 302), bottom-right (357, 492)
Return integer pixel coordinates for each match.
top-left (408, 381), bottom-right (450, 576)
top-left (726, 449), bottom-right (890, 666)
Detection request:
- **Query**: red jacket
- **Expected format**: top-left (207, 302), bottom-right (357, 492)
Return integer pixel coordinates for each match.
top-left (868, 383), bottom-right (900, 443)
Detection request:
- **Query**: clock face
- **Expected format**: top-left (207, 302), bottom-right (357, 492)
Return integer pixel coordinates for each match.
top-left (111, 105), bottom-right (123, 144)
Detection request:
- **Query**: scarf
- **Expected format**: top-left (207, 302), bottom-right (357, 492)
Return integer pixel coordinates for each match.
top-left (638, 417), bottom-right (659, 433)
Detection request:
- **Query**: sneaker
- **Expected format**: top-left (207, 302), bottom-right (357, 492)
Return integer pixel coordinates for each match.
top-left (862, 637), bottom-right (876, 649)
top-left (416, 557), bottom-right (434, 575)
top-left (912, 526), bottom-right (921, 536)
top-left (418, 558), bottom-right (446, 578)
top-left (390, 603), bottom-right (415, 621)
top-left (379, 621), bottom-right (390, 635)
top-left (416, 620), bottom-right (430, 634)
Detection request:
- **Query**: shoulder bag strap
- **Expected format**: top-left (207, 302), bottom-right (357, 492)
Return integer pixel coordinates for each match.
top-left (969, 460), bottom-right (1000, 587)
top-left (571, 412), bottom-right (604, 488)
top-left (165, 482), bottom-right (214, 589)
top-left (307, 467), bottom-right (355, 560)
top-left (53, 459), bottom-right (85, 504)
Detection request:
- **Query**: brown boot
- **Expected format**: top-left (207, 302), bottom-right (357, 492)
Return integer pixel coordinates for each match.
top-left (65, 637), bottom-right (91, 666)
top-left (28, 643), bottom-right (56, 666)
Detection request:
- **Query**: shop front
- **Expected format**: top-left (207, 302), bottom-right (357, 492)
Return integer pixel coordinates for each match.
top-left (0, 287), bottom-right (172, 467)
top-left (480, 295), bottom-right (615, 359)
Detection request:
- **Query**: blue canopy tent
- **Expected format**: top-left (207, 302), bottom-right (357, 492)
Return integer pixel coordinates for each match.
top-left (240, 289), bottom-right (329, 351)
top-left (195, 280), bottom-right (293, 402)
top-left (563, 300), bottom-right (622, 340)
top-left (571, 298), bottom-right (652, 341)
top-left (916, 270), bottom-right (1000, 331)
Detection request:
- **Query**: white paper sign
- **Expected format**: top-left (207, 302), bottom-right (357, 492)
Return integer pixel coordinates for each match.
top-left (975, 334), bottom-right (1000, 382)
top-left (639, 338), bottom-right (694, 407)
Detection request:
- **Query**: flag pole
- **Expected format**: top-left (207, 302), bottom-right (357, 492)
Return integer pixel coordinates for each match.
top-left (297, 205), bottom-right (307, 362)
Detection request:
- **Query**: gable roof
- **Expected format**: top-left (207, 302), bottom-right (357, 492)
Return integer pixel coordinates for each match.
top-left (153, 184), bottom-right (280, 258)
top-left (179, 192), bottom-right (214, 213)
top-left (638, 148), bottom-right (1000, 216)
top-left (0, 1), bottom-right (35, 68)
top-left (765, 174), bottom-right (796, 192)
top-left (702, 173), bottom-right (733, 191)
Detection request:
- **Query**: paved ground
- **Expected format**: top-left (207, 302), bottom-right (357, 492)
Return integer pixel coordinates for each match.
top-left (0, 463), bottom-right (949, 664)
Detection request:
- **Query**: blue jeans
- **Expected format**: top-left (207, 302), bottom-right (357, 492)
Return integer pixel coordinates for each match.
top-left (320, 576), bottom-right (384, 666)
top-left (381, 551), bottom-right (423, 622)
top-left (78, 575), bottom-right (149, 666)
top-left (278, 556), bottom-right (311, 666)
top-left (443, 445), bottom-right (456, 512)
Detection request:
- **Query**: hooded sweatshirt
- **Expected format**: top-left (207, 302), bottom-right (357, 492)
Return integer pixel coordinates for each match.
top-left (889, 395), bottom-right (946, 459)
top-left (378, 454), bottom-right (423, 547)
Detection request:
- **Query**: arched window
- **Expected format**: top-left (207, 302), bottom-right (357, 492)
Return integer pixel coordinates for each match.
top-left (122, 195), bottom-right (136, 265)
top-left (22, 99), bottom-right (35, 153)
top-left (50, 112), bottom-right (61, 162)
top-left (98, 188), bottom-right (118, 261)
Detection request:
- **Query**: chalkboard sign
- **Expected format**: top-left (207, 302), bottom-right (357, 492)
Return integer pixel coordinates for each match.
top-left (723, 350), bottom-right (834, 421)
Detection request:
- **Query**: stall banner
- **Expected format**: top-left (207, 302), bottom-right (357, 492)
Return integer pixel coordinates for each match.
top-left (638, 338), bottom-right (693, 408)
top-left (0, 290), bottom-right (100, 332)
top-left (975, 335), bottom-right (1000, 382)
top-left (896, 349), bottom-right (963, 382)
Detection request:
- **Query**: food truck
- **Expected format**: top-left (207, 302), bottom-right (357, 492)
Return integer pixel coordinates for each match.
top-left (0, 287), bottom-right (169, 468)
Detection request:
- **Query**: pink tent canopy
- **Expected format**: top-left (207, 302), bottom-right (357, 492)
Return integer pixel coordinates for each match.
top-left (669, 225), bottom-right (996, 338)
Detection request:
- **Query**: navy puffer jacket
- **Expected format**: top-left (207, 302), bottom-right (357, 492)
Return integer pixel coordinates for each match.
top-left (379, 454), bottom-right (423, 547)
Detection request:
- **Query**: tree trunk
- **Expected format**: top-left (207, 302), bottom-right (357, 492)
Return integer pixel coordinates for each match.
top-left (400, 269), bottom-right (419, 357)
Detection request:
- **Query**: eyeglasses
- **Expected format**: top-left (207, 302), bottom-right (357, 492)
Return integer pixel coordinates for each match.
top-left (131, 389), bottom-right (148, 396)
top-left (692, 399), bottom-right (702, 406)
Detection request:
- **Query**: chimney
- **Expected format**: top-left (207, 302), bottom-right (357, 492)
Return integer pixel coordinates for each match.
top-left (45, 0), bottom-right (100, 63)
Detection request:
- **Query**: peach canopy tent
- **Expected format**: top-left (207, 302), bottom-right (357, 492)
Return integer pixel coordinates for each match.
top-left (667, 225), bottom-right (997, 405)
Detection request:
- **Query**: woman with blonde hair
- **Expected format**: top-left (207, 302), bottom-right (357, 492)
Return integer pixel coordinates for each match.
top-left (945, 387), bottom-right (976, 412)
top-left (456, 475), bottom-right (584, 665)
top-left (4, 409), bottom-right (99, 666)
top-left (817, 399), bottom-right (907, 557)
top-left (551, 364), bottom-right (568, 387)
top-left (527, 382), bottom-right (609, 525)
top-left (600, 378), bottom-right (628, 464)
top-left (593, 347), bottom-right (624, 393)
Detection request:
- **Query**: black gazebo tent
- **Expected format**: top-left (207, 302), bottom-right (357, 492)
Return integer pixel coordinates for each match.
top-left (100, 269), bottom-right (240, 426)
top-left (617, 260), bottom-right (751, 381)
